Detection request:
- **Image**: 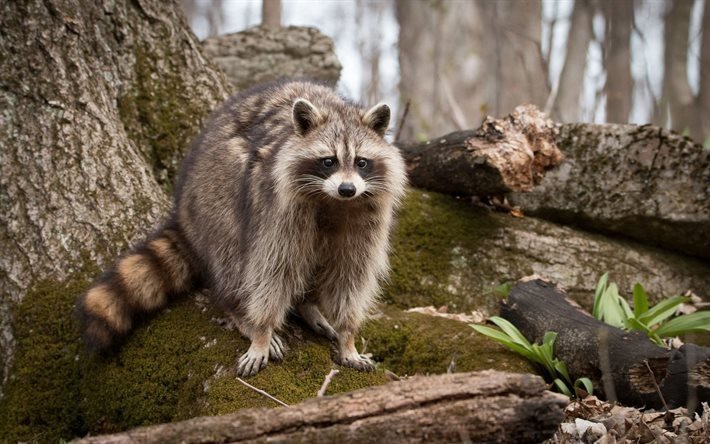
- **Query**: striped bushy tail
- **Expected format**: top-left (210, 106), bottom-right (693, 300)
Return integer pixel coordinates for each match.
top-left (76, 222), bottom-right (196, 352)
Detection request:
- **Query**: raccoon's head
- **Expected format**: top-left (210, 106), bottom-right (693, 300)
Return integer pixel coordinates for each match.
top-left (280, 97), bottom-right (406, 203)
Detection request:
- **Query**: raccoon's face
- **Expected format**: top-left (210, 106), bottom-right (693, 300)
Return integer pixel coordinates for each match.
top-left (285, 98), bottom-right (398, 202)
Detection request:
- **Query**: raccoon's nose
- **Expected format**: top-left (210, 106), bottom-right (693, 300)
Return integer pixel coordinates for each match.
top-left (338, 183), bottom-right (356, 197)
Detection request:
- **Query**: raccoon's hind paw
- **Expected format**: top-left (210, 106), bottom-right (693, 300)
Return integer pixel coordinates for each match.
top-left (339, 354), bottom-right (375, 372)
top-left (269, 333), bottom-right (286, 361)
top-left (237, 348), bottom-right (268, 377)
top-left (314, 321), bottom-right (338, 342)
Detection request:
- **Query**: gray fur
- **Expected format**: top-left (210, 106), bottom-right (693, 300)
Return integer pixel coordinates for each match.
top-left (176, 80), bottom-right (407, 376)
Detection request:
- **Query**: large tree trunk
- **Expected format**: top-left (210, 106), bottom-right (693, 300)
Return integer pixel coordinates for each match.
top-left (603, 0), bottom-right (633, 123)
top-left (656, 0), bottom-right (694, 132)
top-left (0, 0), bottom-right (229, 394)
top-left (501, 279), bottom-right (710, 411)
top-left (74, 371), bottom-right (567, 444)
top-left (551, 0), bottom-right (594, 122)
top-left (510, 122), bottom-right (710, 260)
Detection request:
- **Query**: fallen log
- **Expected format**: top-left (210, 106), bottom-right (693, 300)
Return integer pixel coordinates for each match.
top-left (500, 279), bottom-right (710, 411)
top-left (396, 105), bottom-right (563, 197)
top-left (73, 371), bottom-right (567, 444)
top-left (508, 124), bottom-right (710, 260)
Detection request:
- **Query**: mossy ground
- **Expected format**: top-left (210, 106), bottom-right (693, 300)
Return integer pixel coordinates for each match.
top-left (0, 190), bottom-right (539, 442)
top-left (383, 190), bottom-right (511, 314)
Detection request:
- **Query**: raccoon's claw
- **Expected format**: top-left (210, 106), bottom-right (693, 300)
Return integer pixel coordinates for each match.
top-left (269, 334), bottom-right (286, 361)
top-left (237, 349), bottom-right (268, 377)
top-left (315, 321), bottom-right (338, 342)
top-left (339, 354), bottom-right (375, 372)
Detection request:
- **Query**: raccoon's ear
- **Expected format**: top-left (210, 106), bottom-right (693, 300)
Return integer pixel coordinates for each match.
top-left (292, 99), bottom-right (322, 136)
top-left (363, 103), bottom-right (390, 137)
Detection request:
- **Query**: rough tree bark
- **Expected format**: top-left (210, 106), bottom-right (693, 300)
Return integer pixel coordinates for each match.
top-left (74, 371), bottom-right (567, 444)
top-left (501, 279), bottom-right (710, 411)
top-left (603, 0), bottom-right (633, 124)
top-left (0, 0), bottom-right (229, 394)
top-left (552, 0), bottom-right (594, 122)
top-left (397, 105), bottom-right (563, 196)
top-left (510, 123), bottom-right (710, 260)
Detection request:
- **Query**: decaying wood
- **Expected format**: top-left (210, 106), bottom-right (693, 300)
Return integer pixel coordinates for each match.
top-left (73, 371), bottom-right (567, 444)
top-left (510, 123), bottom-right (710, 260)
top-left (500, 279), bottom-right (710, 411)
top-left (397, 105), bottom-right (563, 197)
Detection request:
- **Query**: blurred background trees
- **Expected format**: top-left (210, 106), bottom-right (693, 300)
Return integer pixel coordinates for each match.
top-left (181, 0), bottom-right (710, 145)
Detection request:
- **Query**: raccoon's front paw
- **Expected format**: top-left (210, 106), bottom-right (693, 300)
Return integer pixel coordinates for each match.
top-left (269, 333), bottom-right (286, 361)
top-left (237, 348), bottom-right (268, 377)
top-left (339, 354), bottom-right (375, 372)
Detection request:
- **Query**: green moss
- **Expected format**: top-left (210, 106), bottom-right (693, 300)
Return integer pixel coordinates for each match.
top-left (0, 273), bottom-right (388, 442)
top-left (383, 189), bottom-right (506, 313)
top-left (0, 264), bottom-right (98, 443)
top-left (117, 45), bottom-right (211, 191)
top-left (362, 307), bottom-right (534, 376)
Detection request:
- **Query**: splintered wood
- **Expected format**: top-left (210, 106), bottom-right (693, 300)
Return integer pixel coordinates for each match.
top-left (397, 105), bottom-right (563, 197)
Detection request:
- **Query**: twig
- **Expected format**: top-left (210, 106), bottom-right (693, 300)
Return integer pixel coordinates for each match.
top-left (236, 377), bottom-right (289, 407)
top-left (317, 369), bottom-right (340, 397)
top-left (643, 359), bottom-right (669, 411)
top-left (394, 100), bottom-right (410, 143)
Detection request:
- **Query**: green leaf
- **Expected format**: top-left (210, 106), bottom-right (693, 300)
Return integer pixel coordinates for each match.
top-left (600, 283), bottom-right (627, 328)
top-left (625, 317), bottom-right (652, 334)
top-left (618, 296), bottom-right (634, 319)
top-left (488, 316), bottom-right (532, 348)
top-left (574, 378), bottom-right (594, 396)
top-left (553, 360), bottom-right (571, 384)
top-left (593, 273), bottom-right (609, 319)
top-left (653, 311), bottom-right (710, 338)
top-left (554, 378), bottom-right (573, 397)
top-left (638, 296), bottom-right (690, 327)
top-left (470, 324), bottom-right (536, 361)
top-left (633, 283), bottom-right (649, 318)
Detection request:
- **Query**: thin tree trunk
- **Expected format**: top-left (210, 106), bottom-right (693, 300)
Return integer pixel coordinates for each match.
top-left (603, 0), bottom-right (633, 123)
top-left (0, 0), bottom-right (229, 394)
top-left (480, 0), bottom-right (549, 116)
top-left (656, 0), bottom-right (694, 132)
top-left (552, 0), bottom-right (594, 122)
top-left (696, 0), bottom-right (710, 145)
top-left (262, 0), bottom-right (281, 27)
top-left (395, 0), bottom-right (485, 141)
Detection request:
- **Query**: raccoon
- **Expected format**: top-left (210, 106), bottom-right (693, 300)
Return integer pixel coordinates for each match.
top-left (76, 80), bottom-right (408, 376)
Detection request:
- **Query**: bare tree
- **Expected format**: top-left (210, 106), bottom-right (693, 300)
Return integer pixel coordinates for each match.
top-left (262, 0), bottom-right (282, 27)
top-left (396, 0), bottom-right (484, 141)
top-left (696, 0), bottom-right (710, 144)
top-left (656, 0), bottom-right (694, 132)
top-left (479, 0), bottom-right (550, 117)
top-left (552, 0), bottom-right (595, 122)
top-left (603, 0), bottom-right (633, 123)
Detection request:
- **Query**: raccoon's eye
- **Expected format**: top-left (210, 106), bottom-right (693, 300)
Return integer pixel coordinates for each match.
top-left (356, 158), bottom-right (368, 168)
top-left (321, 157), bottom-right (336, 168)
